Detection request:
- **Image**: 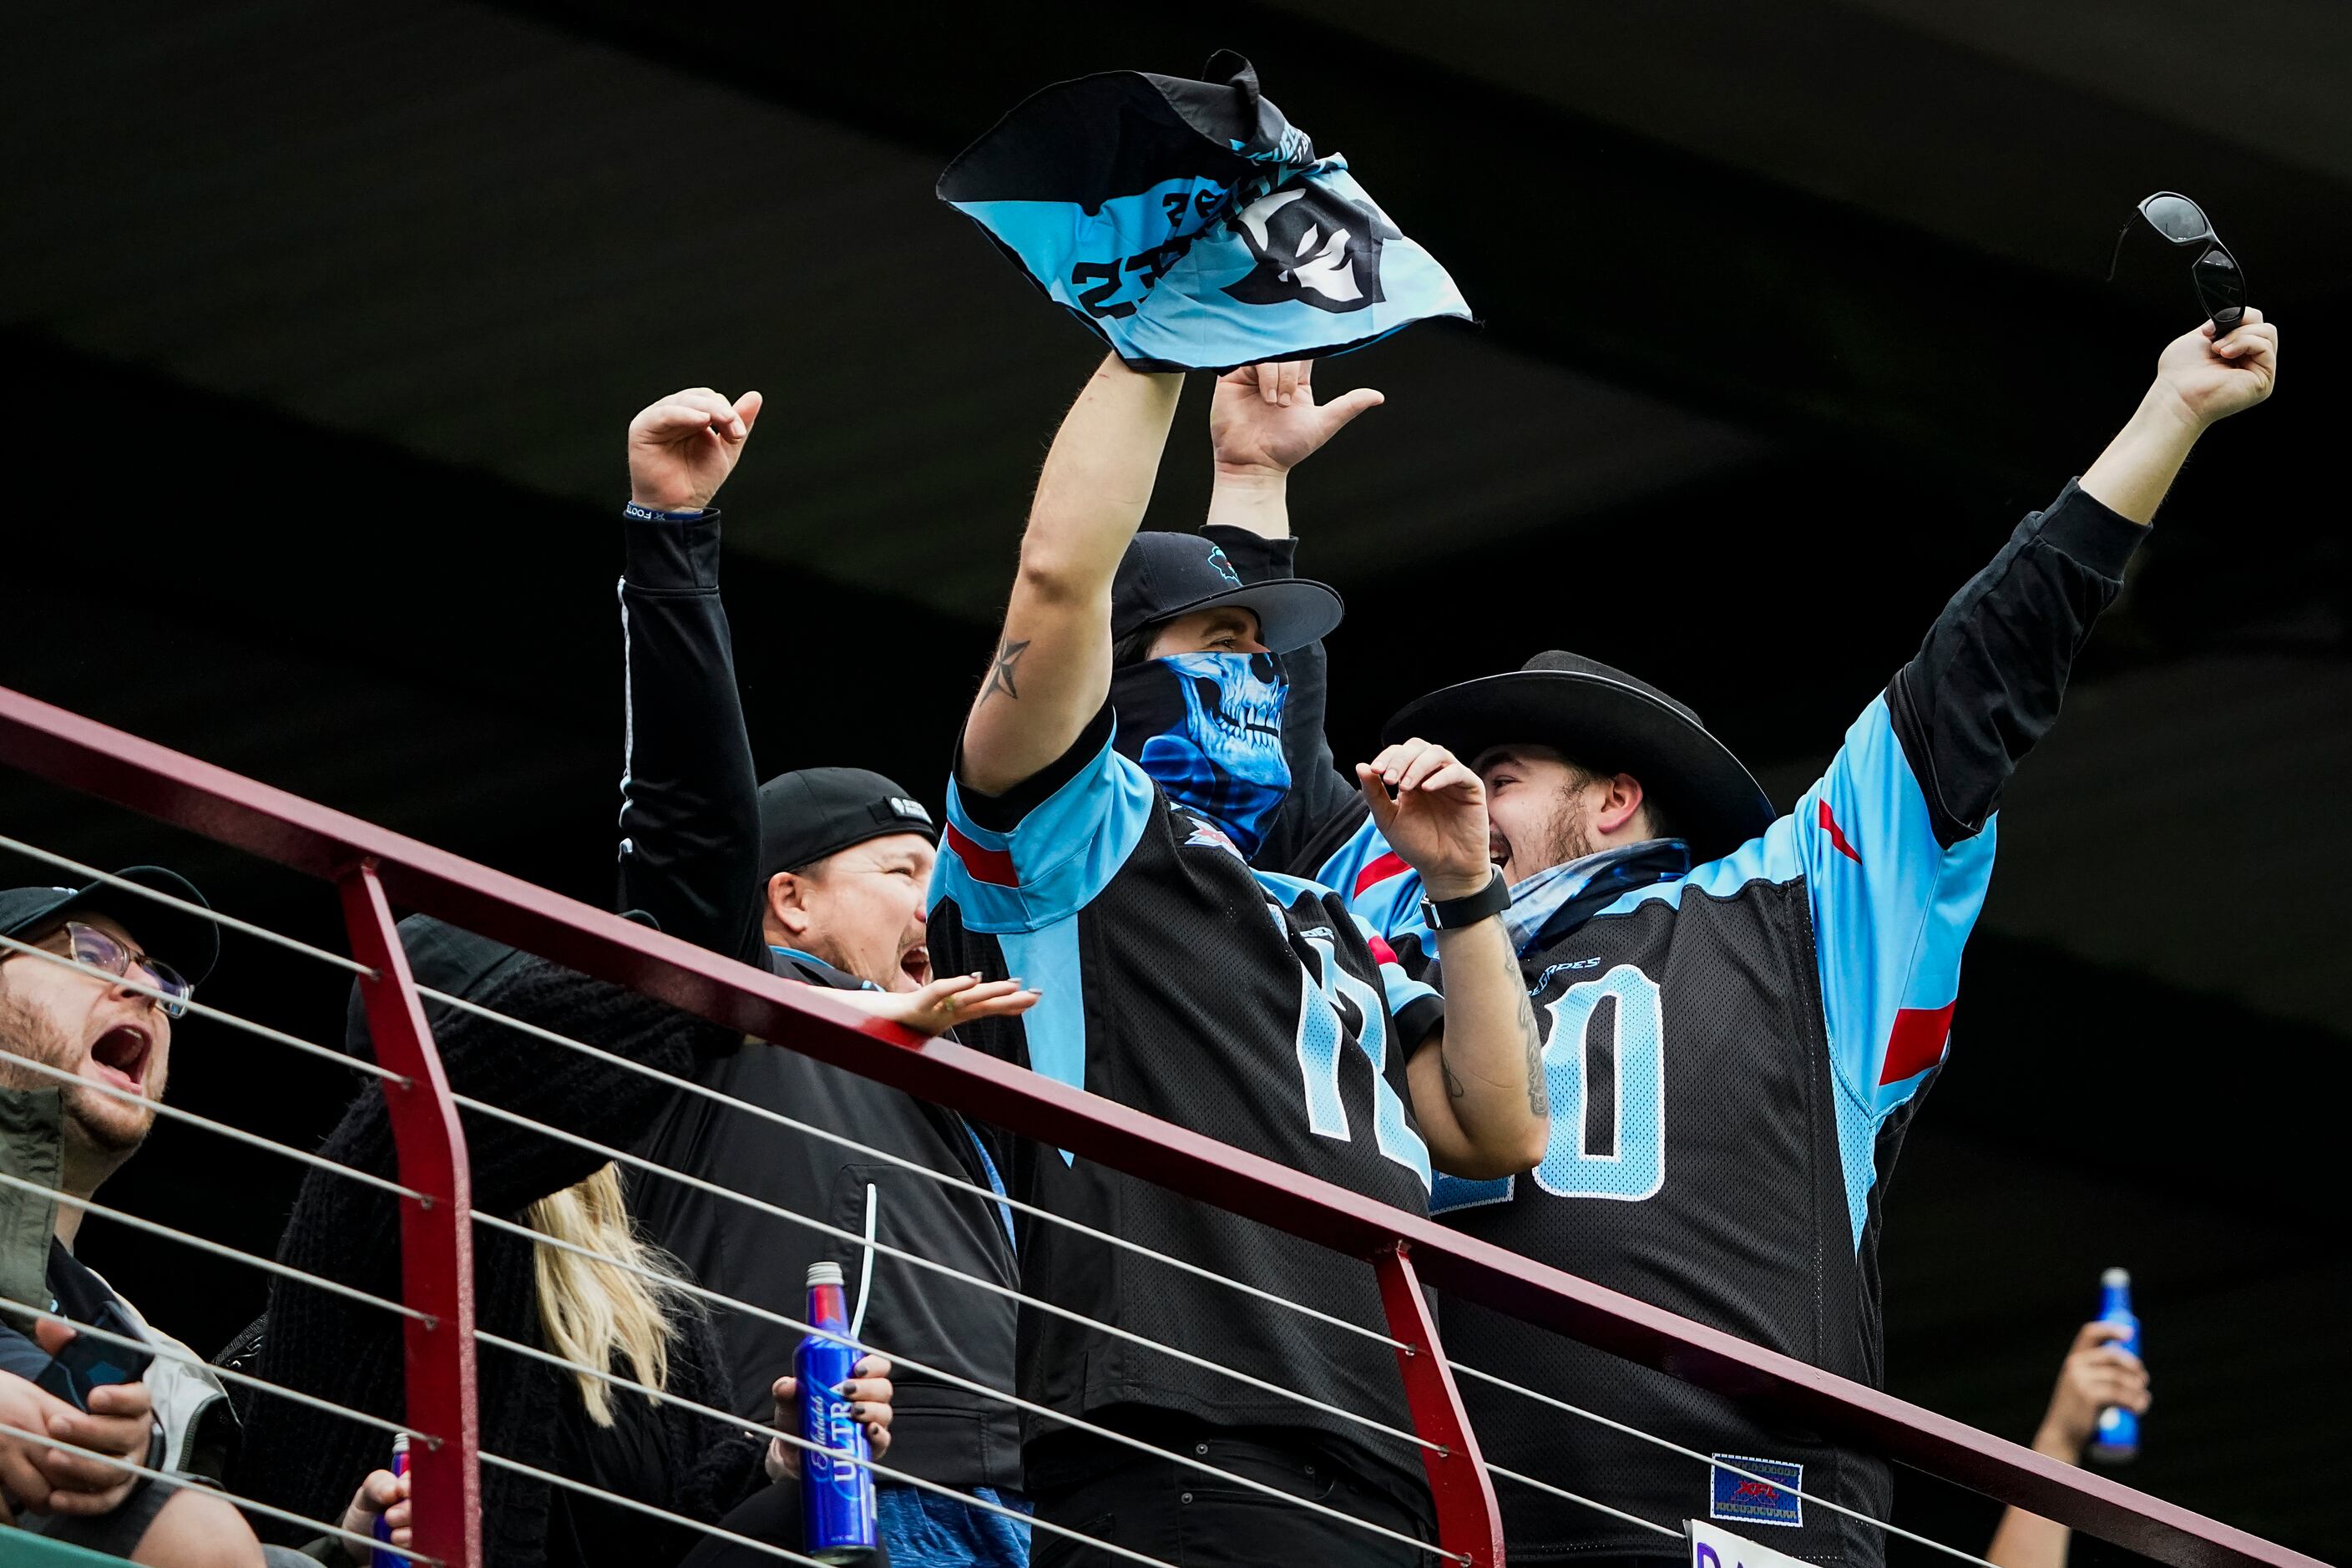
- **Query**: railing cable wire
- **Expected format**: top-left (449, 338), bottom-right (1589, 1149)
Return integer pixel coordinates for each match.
top-left (422, 984), bottom-right (1410, 1352)
top-left (0, 1171), bottom-right (428, 1325)
top-left (0, 1044), bottom-right (429, 1206)
top-left (469, 1211), bottom-right (1467, 1563)
top-left (0, 933), bottom-right (408, 1085)
top-left (478, 1331), bottom-right (1192, 1568)
top-left (448, 1086), bottom-right (1435, 1456)
top-left (0, 1294), bottom-right (427, 1449)
top-left (0, 830), bottom-right (374, 979)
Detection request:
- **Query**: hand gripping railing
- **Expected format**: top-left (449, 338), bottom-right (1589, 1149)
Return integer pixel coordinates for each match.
top-left (0, 681), bottom-right (2324, 1568)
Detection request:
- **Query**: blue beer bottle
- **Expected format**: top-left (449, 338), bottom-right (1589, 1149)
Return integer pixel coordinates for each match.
top-left (372, 1430), bottom-right (410, 1568)
top-left (2088, 1267), bottom-right (2141, 1464)
top-left (797, 1262), bottom-right (877, 1561)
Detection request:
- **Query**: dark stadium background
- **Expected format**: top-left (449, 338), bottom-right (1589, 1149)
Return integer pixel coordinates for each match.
top-left (4, 4), bottom-right (2344, 1560)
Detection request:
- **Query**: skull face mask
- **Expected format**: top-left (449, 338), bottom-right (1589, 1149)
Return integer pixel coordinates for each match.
top-left (1111, 651), bottom-right (1292, 859)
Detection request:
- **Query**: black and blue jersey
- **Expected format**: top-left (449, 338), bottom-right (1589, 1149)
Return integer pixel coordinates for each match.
top-left (1310, 482), bottom-right (2144, 1562)
top-left (928, 703), bottom-right (1444, 1510)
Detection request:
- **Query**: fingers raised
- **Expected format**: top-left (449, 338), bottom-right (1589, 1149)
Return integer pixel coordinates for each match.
top-left (1321, 387), bottom-right (1386, 432)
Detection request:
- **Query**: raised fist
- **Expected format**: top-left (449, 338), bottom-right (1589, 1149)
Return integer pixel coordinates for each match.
top-left (627, 387), bottom-right (762, 513)
top-left (2153, 308), bottom-right (2277, 430)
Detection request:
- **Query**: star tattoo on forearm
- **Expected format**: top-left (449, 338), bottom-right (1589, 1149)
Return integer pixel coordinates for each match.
top-left (979, 637), bottom-right (1030, 706)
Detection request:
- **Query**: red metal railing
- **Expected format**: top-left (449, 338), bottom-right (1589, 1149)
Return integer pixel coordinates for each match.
top-left (0, 682), bottom-right (2324, 1568)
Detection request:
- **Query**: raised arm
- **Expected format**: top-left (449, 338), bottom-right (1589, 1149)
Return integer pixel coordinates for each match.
top-left (962, 357), bottom-right (1184, 795)
top-left (615, 387), bottom-right (766, 964)
top-left (1985, 1321), bottom-right (2151, 1568)
top-left (1358, 739), bottom-right (1549, 1180)
top-left (1788, 311), bottom-right (2279, 1142)
top-left (1202, 359), bottom-right (1385, 873)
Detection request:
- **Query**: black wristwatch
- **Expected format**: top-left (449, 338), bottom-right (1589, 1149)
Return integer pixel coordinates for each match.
top-left (1419, 867), bottom-right (1511, 931)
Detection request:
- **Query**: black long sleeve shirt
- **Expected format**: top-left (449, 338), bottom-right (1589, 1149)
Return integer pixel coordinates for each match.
top-left (614, 510), bottom-right (1024, 1494)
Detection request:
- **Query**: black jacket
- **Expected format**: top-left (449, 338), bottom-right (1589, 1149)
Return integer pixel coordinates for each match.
top-left (233, 959), bottom-right (772, 1568)
top-left (613, 508), bottom-right (1024, 1493)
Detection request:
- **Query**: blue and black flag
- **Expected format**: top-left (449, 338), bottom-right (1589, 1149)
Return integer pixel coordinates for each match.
top-left (939, 52), bottom-right (1470, 372)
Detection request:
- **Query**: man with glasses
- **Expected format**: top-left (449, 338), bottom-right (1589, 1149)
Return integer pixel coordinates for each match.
top-left (0, 870), bottom-right (286, 1564)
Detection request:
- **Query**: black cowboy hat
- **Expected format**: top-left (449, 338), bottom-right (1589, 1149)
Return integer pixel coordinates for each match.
top-left (1382, 651), bottom-right (1775, 865)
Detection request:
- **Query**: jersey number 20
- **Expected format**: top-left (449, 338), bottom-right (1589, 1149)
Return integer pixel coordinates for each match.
top-left (1433, 963), bottom-right (1666, 1211)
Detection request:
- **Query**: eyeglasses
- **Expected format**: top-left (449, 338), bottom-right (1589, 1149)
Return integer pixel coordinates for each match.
top-left (29, 922), bottom-right (193, 1018)
top-left (2133, 192), bottom-right (2247, 333)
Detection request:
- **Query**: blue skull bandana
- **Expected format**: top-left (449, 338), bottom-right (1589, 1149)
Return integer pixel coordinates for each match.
top-left (938, 51), bottom-right (1470, 372)
top-left (1111, 652), bottom-right (1292, 860)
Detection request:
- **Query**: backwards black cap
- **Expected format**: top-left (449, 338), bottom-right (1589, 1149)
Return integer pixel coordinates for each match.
top-left (758, 768), bottom-right (938, 879)
top-left (0, 867), bottom-right (220, 986)
top-left (1111, 532), bottom-right (1343, 655)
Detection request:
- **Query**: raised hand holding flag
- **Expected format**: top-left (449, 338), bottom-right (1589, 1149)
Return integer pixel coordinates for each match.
top-left (939, 51), bottom-right (1470, 371)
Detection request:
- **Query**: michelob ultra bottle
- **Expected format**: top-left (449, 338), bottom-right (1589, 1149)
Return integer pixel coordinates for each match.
top-left (2088, 1267), bottom-right (2141, 1464)
top-left (797, 1262), bottom-right (878, 1561)
top-left (372, 1430), bottom-right (410, 1568)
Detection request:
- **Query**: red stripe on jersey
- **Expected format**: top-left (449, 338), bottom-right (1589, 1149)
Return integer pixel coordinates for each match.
top-left (1818, 800), bottom-right (1862, 863)
top-left (1879, 1001), bottom-right (1955, 1084)
top-left (1367, 934), bottom-right (1399, 968)
top-left (1353, 850), bottom-right (1410, 897)
top-left (945, 822), bottom-right (1019, 888)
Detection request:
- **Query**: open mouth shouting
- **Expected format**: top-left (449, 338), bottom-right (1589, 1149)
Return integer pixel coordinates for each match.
top-left (899, 943), bottom-right (933, 989)
top-left (88, 1022), bottom-right (154, 1094)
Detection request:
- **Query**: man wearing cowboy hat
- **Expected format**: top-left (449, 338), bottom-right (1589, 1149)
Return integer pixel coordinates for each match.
top-left (1249, 313), bottom-right (2280, 1563)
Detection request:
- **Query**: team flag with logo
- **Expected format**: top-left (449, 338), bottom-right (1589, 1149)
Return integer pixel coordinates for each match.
top-left (938, 51), bottom-right (1471, 372)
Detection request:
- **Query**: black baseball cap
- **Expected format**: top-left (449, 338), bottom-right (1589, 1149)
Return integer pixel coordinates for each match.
top-left (1111, 532), bottom-right (1343, 655)
top-left (0, 867), bottom-right (220, 987)
top-left (758, 767), bottom-right (939, 878)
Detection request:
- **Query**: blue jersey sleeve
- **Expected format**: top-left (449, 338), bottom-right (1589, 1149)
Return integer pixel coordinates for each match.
top-left (932, 706), bottom-right (1157, 934)
top-left (1800, 479), bottom-right (2142, 1115)
top-left (1787, 698), bottom-right (1995, 1115)
top-left (1353, 908), bottom-right (1444, 1052)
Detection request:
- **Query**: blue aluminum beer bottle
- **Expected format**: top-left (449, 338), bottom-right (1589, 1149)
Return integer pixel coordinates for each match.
top-left (797, 1262), bottom-right (878, 1562)
top-left (2089, 1267), bottom-right (2141, 1464)
top-left (372, 1430), bottom-right (410, 1568)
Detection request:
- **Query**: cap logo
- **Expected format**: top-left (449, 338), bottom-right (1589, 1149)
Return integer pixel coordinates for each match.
top-left (870, 797), bottom-right (934, 827)
top-left (1205, 545), bottom-right (1242, 588)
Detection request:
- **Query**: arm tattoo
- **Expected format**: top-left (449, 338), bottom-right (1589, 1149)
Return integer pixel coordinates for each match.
top-left (1442, 1056), bottom-right (1467, 1100)
top-left (979, 638), bottom-right (1030, 706)
top-left (1510, 940), bottom-right (1547, 1119)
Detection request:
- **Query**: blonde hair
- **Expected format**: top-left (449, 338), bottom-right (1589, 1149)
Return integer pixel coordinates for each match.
top-left (524, 1164), bottom-right (687, 1426)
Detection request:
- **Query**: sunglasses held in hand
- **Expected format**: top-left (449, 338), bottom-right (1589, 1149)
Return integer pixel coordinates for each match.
top-left (2132, 192), bottom-right (2247, 333)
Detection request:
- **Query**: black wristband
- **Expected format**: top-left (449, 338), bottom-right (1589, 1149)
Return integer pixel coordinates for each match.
top-left (1419, 867), bottom-right (1511, 931)
top-left (623, 501), bottom-right (711, 523)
